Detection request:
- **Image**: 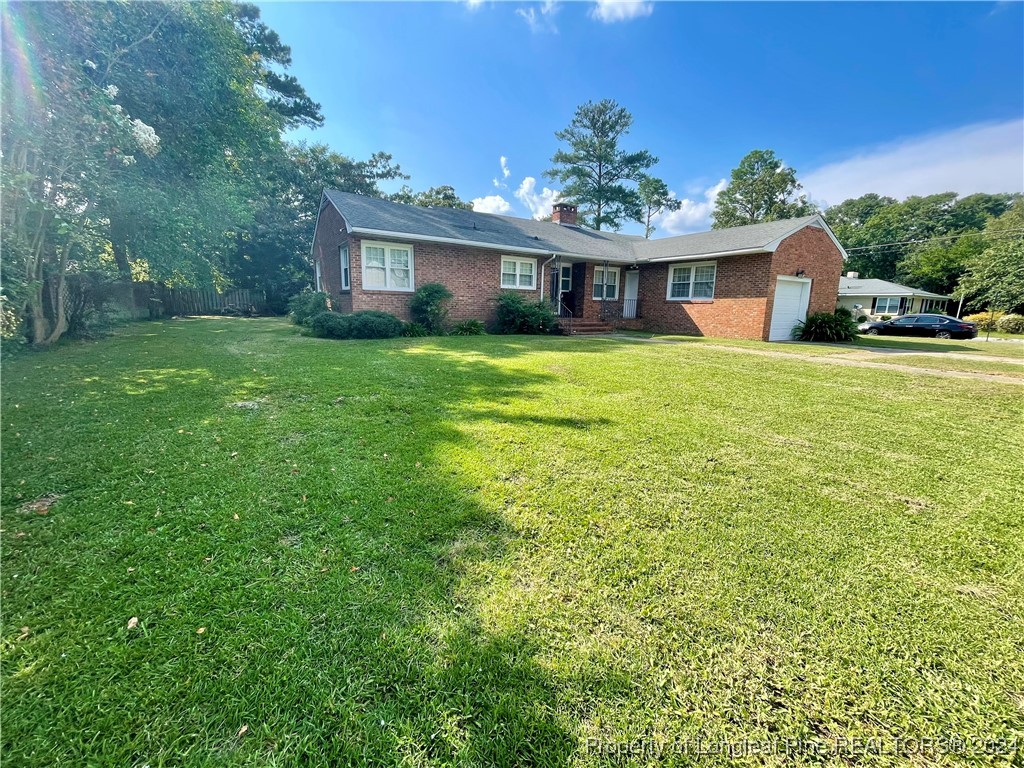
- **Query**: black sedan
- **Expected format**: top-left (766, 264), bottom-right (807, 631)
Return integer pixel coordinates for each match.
top-left (858, 314), bottom-right (977, 339)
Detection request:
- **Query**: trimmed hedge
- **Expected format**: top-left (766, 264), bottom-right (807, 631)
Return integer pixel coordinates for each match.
top-left (997, 314), bottom-right (1024, 334)
top-left (964, 311), bottom-right (1004, 331)
top-left (308, 310), bottom-right (405, 340)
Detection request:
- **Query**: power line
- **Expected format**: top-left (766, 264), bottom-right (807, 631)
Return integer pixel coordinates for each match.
top-left (843, 228), bottom-right (1024, 253)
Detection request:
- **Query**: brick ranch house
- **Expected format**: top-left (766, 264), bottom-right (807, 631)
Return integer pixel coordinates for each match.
top-left (311, 189), bottom-right (847, 341)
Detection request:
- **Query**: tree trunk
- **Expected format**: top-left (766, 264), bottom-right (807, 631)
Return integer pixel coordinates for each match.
top-left (110, 215), bottom-right (133, 277)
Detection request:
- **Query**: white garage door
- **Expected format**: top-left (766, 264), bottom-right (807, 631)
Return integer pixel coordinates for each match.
top-left (768, 277), bottom-right (812, 341)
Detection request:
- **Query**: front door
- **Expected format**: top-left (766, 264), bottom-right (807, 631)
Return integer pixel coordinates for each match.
top-left (623, 271), bottom-right (639, 319)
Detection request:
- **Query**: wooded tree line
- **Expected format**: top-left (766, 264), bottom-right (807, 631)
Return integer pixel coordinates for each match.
top-left (0, 1), bottom-right (473, 345)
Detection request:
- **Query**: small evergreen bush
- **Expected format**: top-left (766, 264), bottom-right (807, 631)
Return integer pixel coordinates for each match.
top-left (997, 314), bottom-right (1024, 334)
top-left (495, 292), bottom-right (558, 334)
top-left (409, 283), bottom-right (453, 334)
top-left (793, 310), bottom-right (859, 342)
top-left (451, 319), bottom-right (486, 336)
top-left (308, 310), bottom-right (404, 340)
top-left (964, 311), bottom-right (1005, 331)
top-left (288, 291), bottom-right (330, 326)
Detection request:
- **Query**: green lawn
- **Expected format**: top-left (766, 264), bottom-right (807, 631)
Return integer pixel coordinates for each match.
top-left (3, 319), bottom-right (1023, 767)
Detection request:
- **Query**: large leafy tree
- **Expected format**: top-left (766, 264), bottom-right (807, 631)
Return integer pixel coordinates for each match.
top-left (545, 99), bottom-right (657, 230)
top-left (226, 143), bottom-right (407, 310)
top-left (637, 176), bottom-right (681, 238)
top-left (957, 203), bottom-right (1024, 313)
top-left (712, 149), bottom-right (816, 229)
top-left (830, 192), bottom-right (1015, 284)
top-left (1, 1), bottom-right (320, 344)
top-left (390, 184), bottom-right (472, 210)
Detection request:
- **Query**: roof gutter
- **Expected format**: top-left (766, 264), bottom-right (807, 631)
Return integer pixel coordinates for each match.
top-left (349, 226), bottom-right (582, 259)
top-left (643, 246), bottom-right (770, 264)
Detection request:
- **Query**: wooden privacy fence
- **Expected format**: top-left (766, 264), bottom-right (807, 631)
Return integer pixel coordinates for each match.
top-left (157, 287), bottom-right (265, 316)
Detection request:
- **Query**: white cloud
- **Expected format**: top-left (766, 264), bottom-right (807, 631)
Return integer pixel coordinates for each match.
top-left (515, 177), bottom-right (561, 219)
top-left (493, 156), bottom-right (512, 188)
top-left (803, 119), bottom-right (1024, 209)
top-left (464, 0), bottom-right (485, 10)
top-left (590, 0), bottom-right (653, 23)
top-left (651, 179), bottom-right (727, 236)
top-left (472, 194), bottom-right (512, 215)
top-left (516, 0), bottom-right (558, 33)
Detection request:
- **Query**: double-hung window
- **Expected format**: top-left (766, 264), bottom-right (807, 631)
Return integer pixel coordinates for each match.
top-left (592, 267), bottom-right (619, 300)
top-left (500, 257), bottom-right (536, 290)
top-left (339, 245), bottom-right (351, 290)
top-left (362, 241), bottom-right (413, 291)
top-left (560, 265), bottom-right (572, 293)
top-left (875, 297), bottom-right (900, 314)
top-left (666, 261), bottom-right (716, 300)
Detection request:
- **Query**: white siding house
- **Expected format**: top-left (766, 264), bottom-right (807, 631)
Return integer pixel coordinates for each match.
top-left (838, 273), bottom-right (951, 319)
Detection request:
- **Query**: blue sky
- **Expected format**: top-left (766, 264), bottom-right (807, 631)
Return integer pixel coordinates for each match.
top-left (258, 1), bottom-right (1024, 235)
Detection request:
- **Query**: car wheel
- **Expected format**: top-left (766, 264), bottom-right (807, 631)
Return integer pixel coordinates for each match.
top-left (866, 328), bottom-right (880, 335)
top-left (936, 330), bottom-right (952, 339)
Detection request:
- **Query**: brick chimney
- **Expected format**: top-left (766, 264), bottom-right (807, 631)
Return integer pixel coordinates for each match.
top-left (552, 202), bottom-right (578, 226)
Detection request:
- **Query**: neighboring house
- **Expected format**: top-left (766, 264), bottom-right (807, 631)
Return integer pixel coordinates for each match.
top-left (837, 274), bottom-right (951, 319)
top-left (311, 190), bottom-right (846, 341)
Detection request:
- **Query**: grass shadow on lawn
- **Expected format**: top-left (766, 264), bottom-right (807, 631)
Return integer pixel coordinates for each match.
top-left (0, 321), bottom-right (647, 766)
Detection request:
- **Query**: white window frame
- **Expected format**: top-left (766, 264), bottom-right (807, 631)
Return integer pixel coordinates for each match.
top-left (560, 265), bottom-right (572, 293)
top-left (340, 245), bottom-right (351, 291)
top-left (875, 297), bottom-right (900, 314)
top-left (666, 261), bottom-right (716, 301)
top-left (500, 256), bottom-right (537, 290)
top-left (592, 266), bottom-right (620, 301)
top-left (314, 260), bottom-right (323, 292)
top-left (361, 240), bottom-right (414, 292)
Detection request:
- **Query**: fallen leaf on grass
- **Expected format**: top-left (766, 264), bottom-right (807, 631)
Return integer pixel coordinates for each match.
top-left (197, 627), bottom-right (206, 634)
top-left (17, 626), bottom-right (30, 641)
top-left (233, 513), bottom-right (240, 520)
top-left (237, 724), bottom-right (249, 738)
top-left (127, 617), bottom-right (139, 630)
top-left (350, 566), bottom-right (360, 573)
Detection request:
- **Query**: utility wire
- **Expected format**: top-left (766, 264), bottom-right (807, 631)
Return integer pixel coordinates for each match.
top-left (843, 228), bottom-right (1024, 253)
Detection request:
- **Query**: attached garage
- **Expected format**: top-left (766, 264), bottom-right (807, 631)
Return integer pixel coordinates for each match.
top-left (768, 276), bottom-right (811, 341)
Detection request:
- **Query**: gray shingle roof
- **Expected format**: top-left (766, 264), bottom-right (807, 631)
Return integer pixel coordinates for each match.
top-left (838, 277), bottom-right (950, 299)
top-left (323, 190), bottom-right (826, 263)
top-left (635, 215), bottom-right (821, 261)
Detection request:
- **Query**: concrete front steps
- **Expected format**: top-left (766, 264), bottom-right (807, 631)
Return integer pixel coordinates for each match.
top-left (561, 320), bottom-right (615, 335)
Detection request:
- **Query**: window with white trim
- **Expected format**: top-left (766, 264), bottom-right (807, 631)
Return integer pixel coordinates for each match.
top-left (875, 297), bottom-right (900, 314)
top-left (314, 260), bottom-right (323, 292)
top-left (500, 257), bottom-right (536, 290)
top-left (592, 267), bottom-right (619, 300)
top-left (560, 265), bottom-right (572, 293)
top-left (340, 245), bottom-right (351, 291)
top-left (666, 261), bottom-right (716, 300)
top-left (362, 241), bottom-right (413, 291)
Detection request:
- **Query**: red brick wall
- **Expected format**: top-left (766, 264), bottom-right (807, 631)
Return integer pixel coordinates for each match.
top-left (311, 202), bottom-right (353, 313)
top-left (761, 225), bottom-right (843, 340)
top-left (347, 235), bottom-right (545, 322)
top-left (611, 254), bottom-right (773, 339)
